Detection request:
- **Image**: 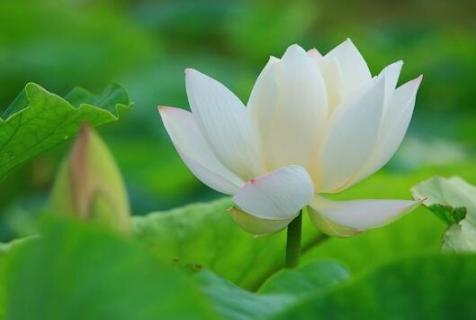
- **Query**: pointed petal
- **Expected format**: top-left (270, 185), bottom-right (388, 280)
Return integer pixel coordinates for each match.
top-left (186, 69), bottom-right (263, 180)
top-left (159, 106), bottom-right (244, 194)
top-left (325, 39), bottom-right (372, 97)
top-left (229, 207), bottom-right (292, 236)
top-left (318, 76), bottom-right (386, 193)
top-left (381, 61), bottom-right (403, 101)
top-left (248, 44), bottom-right (328, 170)
top-left (307, 48), bottom-right (322, 58)
top-left (353, 75), bottom-right (422, 183)
top-left (233, 165), bottom-right (314, 220)
top-left (309, 196), bottom-right (420, 236)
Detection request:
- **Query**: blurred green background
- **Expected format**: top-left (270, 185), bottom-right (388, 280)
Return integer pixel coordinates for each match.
top-left (0, 0), bottom-right (475, 241)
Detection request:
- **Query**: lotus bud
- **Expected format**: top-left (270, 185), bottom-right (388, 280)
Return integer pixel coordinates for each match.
top-left (49, 125), bottom-right (130, 233)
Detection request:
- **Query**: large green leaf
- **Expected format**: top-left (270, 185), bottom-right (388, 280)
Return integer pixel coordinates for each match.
top-left (196, 260), bottom-right (349, 320)
top-left (133, 198), bottom-right (289, 290)
top-left (0, 82), bottom-right (130, 179)
top-left (196, 270), bottom-right (293, 320)
top-left (412, 176), bottom-right (476, 251)
top-left (258, 260), bottom-right (350, 297)
top-left (272, 254), bottom-right (476, 319)
top-left (134, 162), bottom-right (476, 290)
top-left (3, 218), bottom-right (216, 319)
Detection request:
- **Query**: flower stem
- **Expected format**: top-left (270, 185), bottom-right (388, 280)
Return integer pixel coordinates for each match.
top-left (285, 211), bottom-right (302, 268)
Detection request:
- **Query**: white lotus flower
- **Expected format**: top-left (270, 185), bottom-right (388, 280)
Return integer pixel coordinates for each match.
top-left (159, 39), bottom-right (422, 237)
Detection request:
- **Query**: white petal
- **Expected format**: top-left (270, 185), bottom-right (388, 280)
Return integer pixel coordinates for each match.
top-left (159, 106), bottom-right (244, 194)
top-left (309, 196), bottom-right (419, 234)
top-left (379, 61), bottom-right (403, 108)
top-left (325, 39), bottom-right (372, 98)
top-left (353, 75), bottom-right (422, 183)
top-left (317, 57), bottom-right (343, 111)
top-left (246, 56), bottom-right (280, 132)
top-left (248, 44), bottom-right (328, 170)
top-left (229, 207), bottom-right (292, 236)
top-left (233, 165), bottom-right (314, 220)
top-left (318, 76), bottom-right (386, 193)
top-left (307, 48), bottom-right (322, 58)
top-left (308, 49), bottom-right (344, 112)
top-left (186, 69), bottom-right (263, 180)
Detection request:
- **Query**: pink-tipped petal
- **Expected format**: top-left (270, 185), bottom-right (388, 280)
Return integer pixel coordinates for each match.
top-left (307, 48), bottom-right (322, 58)
top-left (233, 165), bottom-right (314, 220)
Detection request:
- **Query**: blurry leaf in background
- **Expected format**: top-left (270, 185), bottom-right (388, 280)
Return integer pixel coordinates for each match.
top-left (0, 0), bottom-right (156, 106)
top-left (3, 218), bottom-right (217, 319)
top-left (0, 236), bottom-right (34, 257)
top-left (225, 0), bottom-right (318, 61)
top-left (0, 83), bottom-right (130, 180)
top-left (390, 137), bottom-right (467, 171)
top-left (49, 126), bottom-right (131, 234)
top-left (133, 0), bottom-right (233, 46)
top-left (412, 176), bottom-right (476, 251)
top-left (272, 254), bottom-right (476, 319)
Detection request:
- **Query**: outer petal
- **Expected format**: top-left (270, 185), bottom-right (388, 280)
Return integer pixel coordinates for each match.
top-left (317, 76), bottom-right (386, 193)
top-left (233, 165), bottom-right (314, 220)
top-left (374, 75), bottom-right (423, 166)
top-left (159, 106), bottom-right (244, 194)
top-left (248, 44), bottom-right (328, 170)
top-left (353, 75), bottom-right (422, 183)
top-left (185, 69), bottom-right (263, 180)
top-left (325, 39), bottom-right (372, 98)
top-left (229, 207), bottom-right (292, 236)
top-left (309, 196), bottom-right (420, 237)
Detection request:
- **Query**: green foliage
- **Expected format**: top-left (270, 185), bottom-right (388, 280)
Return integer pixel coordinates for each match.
top-left (3, 218), bottom-right (217, 319)
top-left (197, 260), bottom-right (349, 320)
top-left (197, 270), bottom-right (293, 320)
top-left (0, 0), bottom-right (155, 104)
top-left (272, 254), bottom-right (476, 319)
top-left (0, 83), bottom-right (130, 180)
top-left (198, 254), bottom-right (476, 319)
top-left (133, 198), bottom-right (287, 290)
top-left (412, 176), bottom-right (476, 251)
top-left (258, 260), bottom-right (350, 297)
top-left (132, 165), bottom-right (476, 290)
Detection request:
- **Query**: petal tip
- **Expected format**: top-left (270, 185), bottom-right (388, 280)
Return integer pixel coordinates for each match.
top-left (343, 38), bottom-right (354, 46)
top-left (184, 68), bottom-right (199, 77)
top-left (284, 43), bottom-right (306, 56)
top-left (307, 48), bottom-right (321, 57)
top-left (157, 105), bottom-right (169, 113)
top-left (417, 74), bottom-right (424, 84)
top-left (158, 105), bottom-right (181, 116)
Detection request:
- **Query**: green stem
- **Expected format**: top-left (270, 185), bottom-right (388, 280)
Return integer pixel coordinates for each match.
top-left (285, 211), bottom-right (302, 268)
